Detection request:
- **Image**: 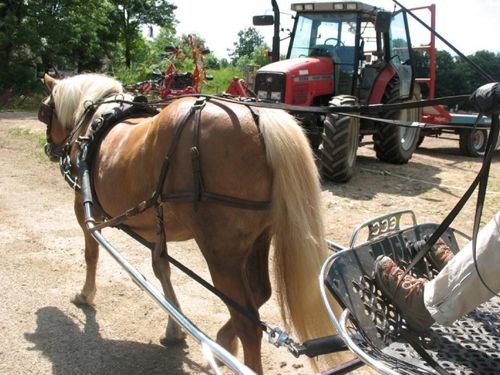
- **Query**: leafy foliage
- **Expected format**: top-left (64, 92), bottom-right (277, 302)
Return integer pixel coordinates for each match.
top-left (0, 0), bottom-right (176, 92)
top-left (414, 49), bottom-right (500, 109)
top-left (109, 0), bottom-right (177, 68)
top-left (1, 0), bottom-right (498, 108)
top-left (228, 27), bottom-right (265, 64)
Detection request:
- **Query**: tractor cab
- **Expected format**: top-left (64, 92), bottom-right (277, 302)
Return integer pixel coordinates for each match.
top-left (255, 2), bottom-right (415, 105)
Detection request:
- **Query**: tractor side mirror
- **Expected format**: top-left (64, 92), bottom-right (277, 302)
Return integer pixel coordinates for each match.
top-left (253, 15), bottom-right (274, 26)
top-left (375, 12), bottom-right (391, 33)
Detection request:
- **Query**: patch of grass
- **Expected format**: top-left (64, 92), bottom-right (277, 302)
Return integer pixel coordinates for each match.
top-left (1, 91), bottom-right (45, 112)
top-left (8, 128), bottom-right (47, 160)
top-left (8, 128), bottom-right (45, 146)
top-left (202, 66), bottom-right (244, 94)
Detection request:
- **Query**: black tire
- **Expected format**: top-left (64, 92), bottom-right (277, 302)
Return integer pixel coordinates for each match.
top-left (459, 128), bottom-right (488, 157)
top-left (319, 95), bottom-right (360, 182)
top-left (416, 134), bottom-right (425, 148)
top-left (373, 82), bottom-right (421, 164)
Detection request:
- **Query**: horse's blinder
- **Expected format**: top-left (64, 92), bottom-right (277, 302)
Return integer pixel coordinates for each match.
top-left (38, 95), bottom-right (66, 161)
top-left (38, 97), bottom-right (54, 126)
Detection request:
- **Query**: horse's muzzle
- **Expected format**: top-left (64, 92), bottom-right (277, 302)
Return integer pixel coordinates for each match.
top-left (44, 143), bottom-right (62, 162)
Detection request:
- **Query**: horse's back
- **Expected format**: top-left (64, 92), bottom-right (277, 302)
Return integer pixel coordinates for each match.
top-left (161, 97), bottom-right (272, 204)
top-left (93, 96), bottom-right (273, 241)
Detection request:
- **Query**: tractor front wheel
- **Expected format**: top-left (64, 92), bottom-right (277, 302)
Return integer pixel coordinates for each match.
top-left (320, 95), bottom-right (360, 182)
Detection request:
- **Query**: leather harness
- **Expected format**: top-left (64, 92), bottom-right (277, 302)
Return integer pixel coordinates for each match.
top-left (53, 96), bottom-right (271, 256)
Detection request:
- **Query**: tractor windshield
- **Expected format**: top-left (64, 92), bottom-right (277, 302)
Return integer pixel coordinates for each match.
top-left (289, 12), bottom-right (358, 72)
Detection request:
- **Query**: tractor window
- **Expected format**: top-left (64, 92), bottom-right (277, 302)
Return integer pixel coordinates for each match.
top-left (289, 13), bottom-right (357, 61)
top-left (389, 11), bottom-right (411, 63)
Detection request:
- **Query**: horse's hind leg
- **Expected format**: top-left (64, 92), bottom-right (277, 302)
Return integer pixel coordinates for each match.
top-left (246, 229), bottom-right (272, 308)
top-left (72, 197), bottom-right (99, 306)
top-left (209, 261), bottom-right (264, 373)
top-left (216, 229), bottom-right (272, 357)
top-left (205, 230), bottom-right (272, 374)
top-left (151, 254), bottom-right (187, 345)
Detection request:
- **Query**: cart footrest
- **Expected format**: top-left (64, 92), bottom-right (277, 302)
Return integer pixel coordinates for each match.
top-left (323, 222), bottom-right (500, 374)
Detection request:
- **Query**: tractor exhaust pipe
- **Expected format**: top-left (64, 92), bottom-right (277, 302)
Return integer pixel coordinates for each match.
top-left (271, 0), bottom-right (280, 62)
top-left (253, 1), bottom-right (281, 62)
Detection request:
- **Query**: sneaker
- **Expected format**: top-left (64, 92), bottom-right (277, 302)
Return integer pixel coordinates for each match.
top-left (426, 239), bottom-right (454, 271)
top-left (374, 255), bottom-right (435, 332)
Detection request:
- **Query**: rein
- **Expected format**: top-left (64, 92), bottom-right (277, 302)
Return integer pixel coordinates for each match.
top-left (396, 84), bottom-right (500, 294)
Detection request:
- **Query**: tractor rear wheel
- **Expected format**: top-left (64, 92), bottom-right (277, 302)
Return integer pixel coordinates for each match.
top-left (373, 83), bottom-right (421, 164)
top-left (320, 95), bottom-right (360, 182)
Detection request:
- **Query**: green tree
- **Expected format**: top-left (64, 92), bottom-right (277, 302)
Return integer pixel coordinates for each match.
top-left (36, 1), bottom-right (117, 71)
top-left (229, 27), bottom-right (264, 64)
top-left (1, 0), bottom-right (118, 91)
top-left (435, 50), bottom-right (464, 98)
top-left (109, 0), bottom-right (177, 68)
top-left (0, 1), bottom-right (30, 90)
top-left (458, 50), bottom-right (500, 90)
top-left (250, 44), bottom-right (272, 67)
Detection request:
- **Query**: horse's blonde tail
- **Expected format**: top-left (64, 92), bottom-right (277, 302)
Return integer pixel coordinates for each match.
top-left (258, 108), bottom-right (337, 345)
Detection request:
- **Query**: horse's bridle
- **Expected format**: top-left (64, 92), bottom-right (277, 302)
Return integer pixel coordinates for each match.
top-left (38, 94), bottom-right (67, 161)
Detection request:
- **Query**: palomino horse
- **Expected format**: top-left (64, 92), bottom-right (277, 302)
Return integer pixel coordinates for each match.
top-left (39, 73), bottom-right (336, 373)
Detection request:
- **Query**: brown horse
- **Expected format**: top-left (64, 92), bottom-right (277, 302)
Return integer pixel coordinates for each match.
top-left (39, 73), bottom-right (337, 373)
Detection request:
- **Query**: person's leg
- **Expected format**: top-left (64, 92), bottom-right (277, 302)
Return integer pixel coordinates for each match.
top-left (424, 212), bottom-right (500, 325)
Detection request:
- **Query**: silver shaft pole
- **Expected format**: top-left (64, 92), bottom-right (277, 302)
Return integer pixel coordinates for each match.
top-left (83, 204), bottom-right (254, 375)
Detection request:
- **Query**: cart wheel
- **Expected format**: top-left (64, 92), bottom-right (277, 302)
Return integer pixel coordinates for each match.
top-left (319, 95), bottom-right (360, 183)
top-left (459, 128), bottom-right (488, 157)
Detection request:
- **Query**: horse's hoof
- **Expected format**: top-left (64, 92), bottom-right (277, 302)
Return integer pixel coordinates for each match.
top-left (159, 332), bottom-right (187, 346)
top-left (71, 293), bottom-right (95, 306)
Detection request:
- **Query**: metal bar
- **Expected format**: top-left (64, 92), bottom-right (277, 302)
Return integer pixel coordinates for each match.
top-left (392, 0), bottom-right (495, 82)
top-left (81, 201), bottom-right (254, 374)
top-left (77, 155), bottom-right (255, 374)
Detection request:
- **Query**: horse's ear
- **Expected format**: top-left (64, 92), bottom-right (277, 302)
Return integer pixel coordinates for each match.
top-left (42, 73), bottom-right (57, 93)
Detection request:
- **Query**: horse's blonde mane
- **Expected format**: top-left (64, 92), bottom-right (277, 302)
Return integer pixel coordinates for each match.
top-left (51, 73), bottom-right (128, 130)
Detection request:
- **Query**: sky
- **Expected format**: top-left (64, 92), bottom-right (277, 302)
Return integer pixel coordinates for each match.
top-left (168, 0), bottom-right (500, 59)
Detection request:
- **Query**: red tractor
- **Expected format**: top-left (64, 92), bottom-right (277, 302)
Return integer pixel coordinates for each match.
top-left (253, 1), bottom-right (422, 182)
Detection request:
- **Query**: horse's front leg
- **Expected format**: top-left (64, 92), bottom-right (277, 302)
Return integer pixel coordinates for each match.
top-left (72, 196), bottom-right (99, 306)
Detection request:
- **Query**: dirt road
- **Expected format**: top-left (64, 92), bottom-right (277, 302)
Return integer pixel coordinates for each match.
top-left (0, 111), bottom-right (498, 374)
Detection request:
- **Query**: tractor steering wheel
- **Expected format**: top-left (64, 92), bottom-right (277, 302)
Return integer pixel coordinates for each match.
top-left (324, 38), bottom-right (344, 47)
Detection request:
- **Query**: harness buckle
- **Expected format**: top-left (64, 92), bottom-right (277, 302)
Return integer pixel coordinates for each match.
top-left (267, 326), bottom-right (290, 348)
top-left (193, 97), bottom-right (207, 109)
top-left (266, 325), bottom-right (303, 357)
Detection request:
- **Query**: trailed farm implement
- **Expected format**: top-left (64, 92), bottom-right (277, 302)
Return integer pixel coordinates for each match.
top-left (124, 34), bottom-right (212, 99)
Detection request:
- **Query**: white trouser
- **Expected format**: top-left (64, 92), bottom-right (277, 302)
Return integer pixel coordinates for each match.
top-left (424, 211), bottom-right (500, 325)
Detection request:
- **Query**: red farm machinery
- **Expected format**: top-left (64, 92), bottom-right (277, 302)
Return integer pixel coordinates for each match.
top-left (246, 1), bottom-right (495, 182)
top-left (125, 34), bottom-right (212, 99)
